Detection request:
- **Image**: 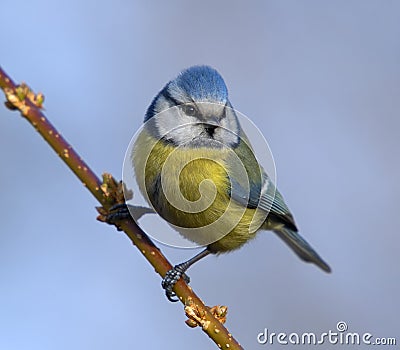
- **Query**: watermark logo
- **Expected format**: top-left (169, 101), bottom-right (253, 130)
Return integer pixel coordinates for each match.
top-left (257, 321), bottom-right (397, 346)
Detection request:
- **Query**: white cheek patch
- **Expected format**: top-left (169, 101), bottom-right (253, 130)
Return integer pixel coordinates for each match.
top-left (213, 127), bottom-right (239, 147)
top-left (166, 123), bottom-right (204, 144)
top-left (152, 103), bottom-right (203, 144)
top-left (213, 109), bottom-right (240, 147)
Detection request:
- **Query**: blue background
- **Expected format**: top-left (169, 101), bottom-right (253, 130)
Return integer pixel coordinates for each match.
top-left (1, 1), bottom-right (399, 349)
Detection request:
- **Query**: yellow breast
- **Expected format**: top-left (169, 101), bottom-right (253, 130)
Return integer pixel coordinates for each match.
top-left (132, 130), bottom-right (265, 251)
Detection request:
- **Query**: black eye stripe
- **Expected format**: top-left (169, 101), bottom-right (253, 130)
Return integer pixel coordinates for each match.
top-left (162, 89), bottom-right (181, 106)
top-left (220, 103), bottom-right (229, 120)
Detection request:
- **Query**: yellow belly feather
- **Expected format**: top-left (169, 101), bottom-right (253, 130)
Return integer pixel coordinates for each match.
top-left (132, 130), bottom-right (266, 253)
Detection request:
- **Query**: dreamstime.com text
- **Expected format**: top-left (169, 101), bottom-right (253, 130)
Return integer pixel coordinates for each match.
top-left (257, 321), bottom-right (396, 346)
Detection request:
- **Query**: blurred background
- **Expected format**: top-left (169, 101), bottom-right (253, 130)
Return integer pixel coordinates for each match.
top-left (1, 1), bottom-right (399, 349)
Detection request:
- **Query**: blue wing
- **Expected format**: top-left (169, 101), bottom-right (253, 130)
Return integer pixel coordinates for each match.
top-left (230, 171), bottom-right (297, 230)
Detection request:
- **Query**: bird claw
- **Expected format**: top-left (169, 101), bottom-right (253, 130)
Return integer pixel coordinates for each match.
top-left (162, 264), bottom-right (191, 302)
top-left (105, 203), bottom-right (132, 224)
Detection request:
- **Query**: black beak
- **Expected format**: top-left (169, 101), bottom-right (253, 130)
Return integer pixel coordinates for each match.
top-left (204, 123), bottom-right (218, 136)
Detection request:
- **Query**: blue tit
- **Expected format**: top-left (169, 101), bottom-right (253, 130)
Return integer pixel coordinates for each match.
top-left (132, 65), bottom-right (331, 301)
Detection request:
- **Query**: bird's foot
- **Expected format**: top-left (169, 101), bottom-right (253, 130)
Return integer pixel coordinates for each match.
top-left (162, 264), bottom-right (191, 302)
top-left (97, 203), bottom-right (132, 231)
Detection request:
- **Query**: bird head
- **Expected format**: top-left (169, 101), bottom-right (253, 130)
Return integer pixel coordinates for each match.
top-left (144, 66), bottom-right (240, 148)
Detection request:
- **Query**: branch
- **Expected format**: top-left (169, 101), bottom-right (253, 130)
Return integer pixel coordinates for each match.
top-left (0, 66), bottom-right (243, 350)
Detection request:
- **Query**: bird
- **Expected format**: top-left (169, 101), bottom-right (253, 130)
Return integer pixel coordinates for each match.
top-left (128, 65), bottom-right (331, 301)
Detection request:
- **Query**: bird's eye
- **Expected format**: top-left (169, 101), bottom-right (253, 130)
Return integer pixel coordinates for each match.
top-left (181, 104), bottom-right (198, 117)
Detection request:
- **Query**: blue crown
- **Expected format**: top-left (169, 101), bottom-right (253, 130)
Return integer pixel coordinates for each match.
top-left (169, 65), bottom-right (228, 102)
